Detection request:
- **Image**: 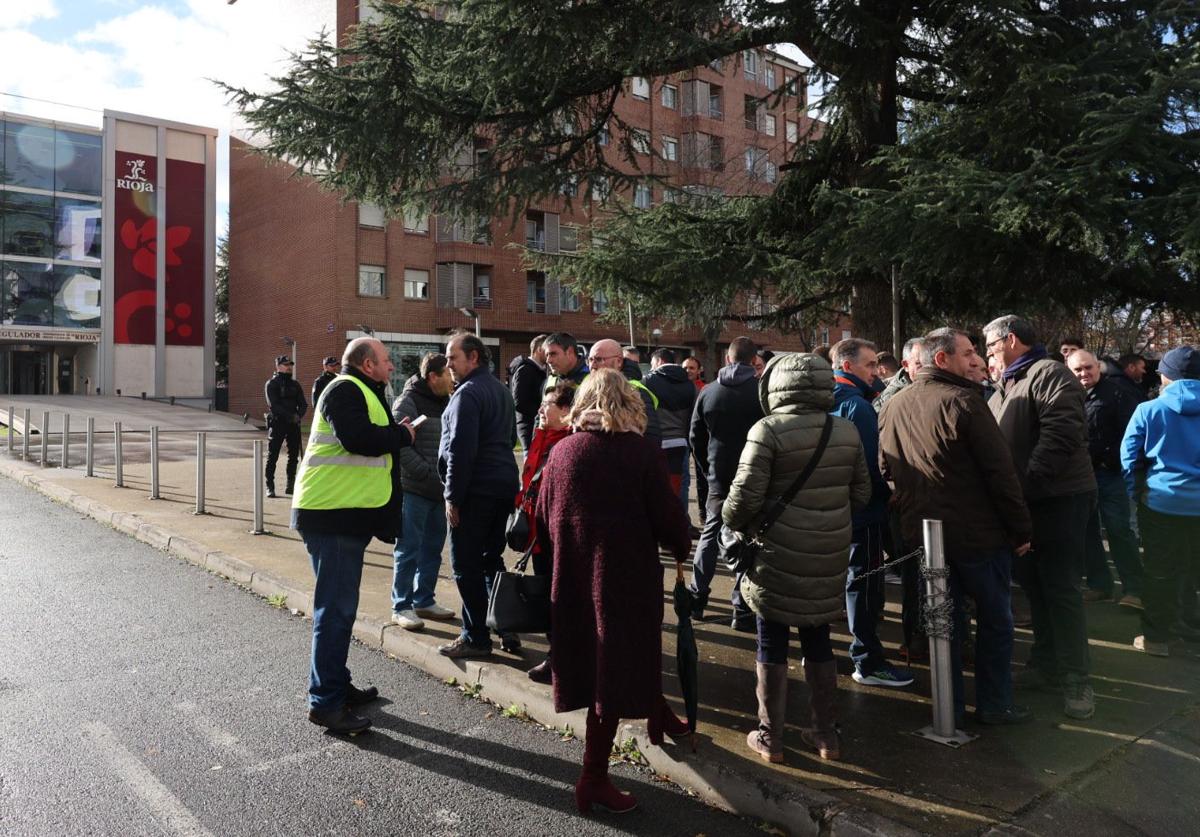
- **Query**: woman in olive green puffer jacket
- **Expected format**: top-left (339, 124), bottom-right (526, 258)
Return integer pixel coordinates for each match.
top-left (723, 352), bottom-right (870, 763)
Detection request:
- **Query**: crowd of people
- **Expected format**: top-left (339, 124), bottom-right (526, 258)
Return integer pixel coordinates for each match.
top-left (274, 317), bottom-right (1200, 814)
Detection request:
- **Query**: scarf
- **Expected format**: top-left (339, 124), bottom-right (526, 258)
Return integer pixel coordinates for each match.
top-left (1001, 345), bottom-right (1048, 382)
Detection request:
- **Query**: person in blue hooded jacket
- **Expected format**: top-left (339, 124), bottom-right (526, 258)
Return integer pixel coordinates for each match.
top-left (1121, 346), bottom-right (1200, 657)
top-left (830, 338), bottom-right (914, 688)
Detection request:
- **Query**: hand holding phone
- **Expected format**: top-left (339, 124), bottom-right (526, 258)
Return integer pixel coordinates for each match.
top-left (409, 414), bottom-right (428, 428)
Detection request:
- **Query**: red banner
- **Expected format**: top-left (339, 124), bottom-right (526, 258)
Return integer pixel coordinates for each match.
top-left (165, 159), bottom-right (205, 346)
top-left (113, 151), bottom-right (158, 344)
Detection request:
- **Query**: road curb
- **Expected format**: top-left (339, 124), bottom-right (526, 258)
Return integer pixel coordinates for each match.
top-left (1, 456), bottom-right (918, 837)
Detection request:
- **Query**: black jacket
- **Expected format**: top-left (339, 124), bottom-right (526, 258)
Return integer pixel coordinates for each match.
top-left (644, 364), bottom-right (696, 444)
top-left (622, 357), bottom-right (644, 381)
top-left (312, 370), bottom-right (337, 407)
top-left (1103, 365), bottom-right (1147, 407)
top-left (392, 374), bottom-right (449, 501)
top-left (265, 372), bottom-right (307, 424)
top-left (291, 366), bottom-right (413, 541)
top-left (1084, 376), bottom-right (1138, 473)
top-left (508, 355), bottom-right (547, 450)
top-left (690, 363), bottom-right (764, 497)
top-left (438, 366), bottom-right (521, 505)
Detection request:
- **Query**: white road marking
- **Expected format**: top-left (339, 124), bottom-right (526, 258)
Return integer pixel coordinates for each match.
top-left (173, 701), bottom-right (256, 764)
top-left (81, 721), bottom-right (215, 837)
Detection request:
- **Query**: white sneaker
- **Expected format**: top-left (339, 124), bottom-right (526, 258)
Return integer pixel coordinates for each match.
top-left (415, 603), bottom-right (455, 621)
top-left (392, 609), bottom-right (424, 630)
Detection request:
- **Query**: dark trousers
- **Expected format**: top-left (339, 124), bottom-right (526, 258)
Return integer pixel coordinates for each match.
top-left (1016, 491), bottom-right (1096, 684)
top-left (266, 419), bottom-right (301, 485)
top-left (1138, 505), bottom-right (1200, 643)
top-left (449, 495), bottom-right (510, 649)
top-left (688, 492), bottom-right (748, 615)
top-left (886, 509), bottom-right (924, 648)
top-left (300, 530), bottom-right (371, 711)
top-left (756, 618), bottom-right (833, 665)
top-left (947, 547), bottom-right (1015, 715)
top-left (1085, 469), bottom-right (1144, 597)
top-left (846, 523), bottom-right (887, 674)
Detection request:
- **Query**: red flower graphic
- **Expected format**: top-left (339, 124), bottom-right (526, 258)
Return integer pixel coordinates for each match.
top-left (120, 219), bottom-right (192, 279)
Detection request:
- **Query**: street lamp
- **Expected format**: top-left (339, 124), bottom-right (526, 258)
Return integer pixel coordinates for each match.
top-left (458, 307), bottom-right (481, 337)
top-left (283, 336), bottom-right (297, 372)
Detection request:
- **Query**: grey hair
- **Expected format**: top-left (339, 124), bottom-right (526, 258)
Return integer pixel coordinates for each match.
top-left (983, 314), bottom-right (1037, 346)
top-left (902, 337), bottom-right (924, 362)
top-left (920, 328), bottom-right (968, 367)
top-left (831, 337), bottom-right (877, 367)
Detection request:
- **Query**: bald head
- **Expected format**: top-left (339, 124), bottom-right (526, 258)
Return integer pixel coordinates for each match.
top-left (587, 339), bottom-right (624, 371)
top-left (1066, 349), bottom-right (1101, 390)
top-left (344, 337), bottom-right (393, 384)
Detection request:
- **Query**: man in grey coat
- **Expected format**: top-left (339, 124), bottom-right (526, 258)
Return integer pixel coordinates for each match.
top-left (390, 353), bottom-right (454, 631)
top-left (985, 314), bottom-right (1098, 720)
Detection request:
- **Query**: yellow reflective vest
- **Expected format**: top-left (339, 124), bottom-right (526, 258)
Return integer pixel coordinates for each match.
top-left (292, 375), bottom-right (392, 510)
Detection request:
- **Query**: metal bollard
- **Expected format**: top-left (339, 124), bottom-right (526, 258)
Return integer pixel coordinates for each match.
top-left (86, 417), bottom-right (95, 477)
top-left (194, 432), bottom-right (207, 515)
top-left (22, 408), bottom-right (29, 460)
top-left (40, 411), bottom-right (49, 467)
top-left (914, 519), bottom-right (975, 747)
top-left (6, 406), bottom-right (12, 452)
top-left (149, 426), bottom-right (160, 499)
top-left (61, 414), bottom-right (70, 469)
top-left (114, 421), bottom-right (124, 487)
top-left (250, 439), bottom-right (265, 534)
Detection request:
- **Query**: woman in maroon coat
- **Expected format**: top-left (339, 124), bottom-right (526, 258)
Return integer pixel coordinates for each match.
top-left (535, 369), bottom-right (692, 815)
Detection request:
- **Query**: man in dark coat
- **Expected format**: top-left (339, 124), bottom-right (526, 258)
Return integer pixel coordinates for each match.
top-left (437, 331), bottom-right (521, 658)
top-left (311, 356), bottom-right (340, 406)
top-left (644, 348), bottom-right (698, 517)
top-left (508, 334), bottom-right (548, 452)
top-left (1067, 350), bottom-right (1143, 607)
top-left (880, 328), bottom-right (1033, 725)
top-left (264, 354), bottom-right (307, 498)
top-left (688, 337), bottom-right (764, 629)
top-left (985, 314), bottom-right (1098, 721)
top-left (830, 338), bottom-right (912, 688)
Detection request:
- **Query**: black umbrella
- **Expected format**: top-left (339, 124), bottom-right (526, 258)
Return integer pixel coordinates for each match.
top-left (672, 575), bottom-right (700, 734)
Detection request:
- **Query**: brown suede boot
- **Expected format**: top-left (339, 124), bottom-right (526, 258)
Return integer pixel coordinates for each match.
top-left (801, 659), bottom-right (840, 760)
top-left (746, 662), bottom-right (788, 763)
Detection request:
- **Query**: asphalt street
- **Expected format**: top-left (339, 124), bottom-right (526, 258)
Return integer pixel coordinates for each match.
top-left (0, 476), bottom-right (762, 837)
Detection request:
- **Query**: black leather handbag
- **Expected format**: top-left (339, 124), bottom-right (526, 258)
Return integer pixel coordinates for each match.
top-left (505, 457), bottom-right (550, 552)
top-left (721, 415), bottom-right (834, 574)
top-left (486, 546), bottom-right (551, 634)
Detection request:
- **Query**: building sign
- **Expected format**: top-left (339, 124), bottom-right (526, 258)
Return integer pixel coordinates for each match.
top-left (164, 159), bottom-right (205, 346)
top-left (113, 150), bottom-right (159, 344)
top-left (0, 326), bottom-right (100, 343)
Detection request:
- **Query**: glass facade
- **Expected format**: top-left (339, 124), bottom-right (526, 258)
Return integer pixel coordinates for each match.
top-left (0, 117), bottom-right (102, 329)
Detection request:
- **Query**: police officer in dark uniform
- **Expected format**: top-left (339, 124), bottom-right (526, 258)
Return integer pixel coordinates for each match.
top-left (312, 356), bottom-right (340, 406)
top-left (265, 355), bottom-right (307, 498)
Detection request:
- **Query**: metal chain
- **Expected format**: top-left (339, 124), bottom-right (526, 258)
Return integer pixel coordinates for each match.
top-left (846, 546), bottom-right (956, 641)
top-left (853, 546), bottom-right (924, 584)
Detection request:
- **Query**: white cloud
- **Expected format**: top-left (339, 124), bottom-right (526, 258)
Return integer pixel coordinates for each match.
top-left (0, 0), bottom-right (58, 30)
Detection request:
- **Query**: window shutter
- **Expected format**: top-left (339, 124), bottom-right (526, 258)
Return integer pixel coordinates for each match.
top-left (544, 213), bottom-right (560, 254)
top-left (545, 276), bottom-right (561, 315)
top-left (436, 215), bottom-right (453, 241)
top-left (436, 263), bottom-right (454, 307)
top-left (453, 263), bottom-right (472, 306)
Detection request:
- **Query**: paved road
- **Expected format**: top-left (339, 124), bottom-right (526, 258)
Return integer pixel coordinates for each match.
top-left (0, 476), bottom-right (760, 837)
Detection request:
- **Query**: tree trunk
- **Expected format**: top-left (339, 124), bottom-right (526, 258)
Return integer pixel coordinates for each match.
top-left (850, 274), bottom-right (896, 347)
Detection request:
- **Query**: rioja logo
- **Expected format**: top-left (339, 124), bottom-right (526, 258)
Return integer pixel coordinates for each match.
top-left (117, 158), bottom-right (155, 192)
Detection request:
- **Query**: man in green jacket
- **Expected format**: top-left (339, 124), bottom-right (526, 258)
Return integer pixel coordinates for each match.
top-left (984, 315), bottom-right (1098, 721)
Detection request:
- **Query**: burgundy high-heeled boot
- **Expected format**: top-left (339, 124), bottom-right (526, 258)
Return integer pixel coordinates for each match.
top-left (646, 694), bottom-right (693, 748)
top-left (575, 709), bottom-right (637, 814)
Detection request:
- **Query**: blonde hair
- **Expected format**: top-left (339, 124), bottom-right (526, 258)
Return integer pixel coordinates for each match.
top-left (569, 368), bottom-right (647, 434)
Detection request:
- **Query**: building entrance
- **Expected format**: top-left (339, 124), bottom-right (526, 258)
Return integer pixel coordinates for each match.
top-left (11, 351), bottom-right (50, 395)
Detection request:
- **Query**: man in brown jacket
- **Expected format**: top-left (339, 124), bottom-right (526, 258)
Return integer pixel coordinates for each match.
top-left (879, 328), bottom-right (1033, 726)
top-left (984, 315), bottom-right (1098, 721)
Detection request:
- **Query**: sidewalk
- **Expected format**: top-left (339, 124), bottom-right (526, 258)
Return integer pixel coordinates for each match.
top-left (3, 435), bottom-right (1199, 836)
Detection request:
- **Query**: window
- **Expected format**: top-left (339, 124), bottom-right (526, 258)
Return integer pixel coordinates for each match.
top-left (2, 121), bottom-right (55, 191)
top-left (744, 95), bottom-right (759, 130)
top-left (403, 211), bottom-right (428, 234)
top-left (560, 285), bottom-right (581, 312)
top-left (634, 182), bottom-right (652, 209)
top-left (662, 187), bottom-right (681, 204)
top-left (764, 160), bottom-right (777, 183)
top-left (359, 202), bottom-right (385, 228)
top-left (1, 192), bottom-right (54, 258)
top-left (631, 76), bottom-right (650, 100)
top-left (560, 225), bottom-right (579, 252)
top-left (745, 146), bottom-right (769, 180)
top-left (708, 57), bottom-right (724, 72)
top-left (593, 290), bottom-right (609, 314)
top-left (404, 268), bottom-right (430, 300)
top-left (561, 175), bottom-right (579, 197)
top-left (662, 135), bottom-right (678, 162)
top-left (743, 50), bottom-right (759, 82)
top-left (358, 265), bottom-right (385, 297)
top-left (358, 1), bottom-right (384, 24)
top-left (591, 175), bottom-right (610, 203)
top-left (764, 65), bottom-right (777, 91)
top-left (437, 214), bottom-right (489, 243)
top-left (661, 84), bottom-right (678, 109)
top-left (54, 198), bottom-right (102, 262)
top-left (597, 126), bottom-right (609, 146)
top-left (842, 329), bottom-right (852, 340)
top-left (762, 113), bottom-right (776, 138)
top-left (784, 73), bottom-right (797, 97)
top-left (708, 84), bottom-right (723, 118)
top-left (630, 129), bottom-right (650, 155)
top-left (526, 272), bottom-right (547, 313)
top-left (54, 130), bottom-right (102, 196)
top-left (786, 120), bottom-right (799, 144)
top-left (473, 270), bottom-right (491, 308)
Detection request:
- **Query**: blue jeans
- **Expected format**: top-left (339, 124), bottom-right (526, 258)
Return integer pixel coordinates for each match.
top-left (947, 547), bottom-right (1015, 715)
top-left (448, 495), bottom-right (510, 648)
top-left (846, 523), bottom-right (887, 674)
top-left (300, 530), bottom-right (372, 711)
top-left (1085, 469), bottom-right (1144, 597)
top-left (391, 492), bottom-right (448, 612)
top-left (688, 493), bottom-right (748, 615)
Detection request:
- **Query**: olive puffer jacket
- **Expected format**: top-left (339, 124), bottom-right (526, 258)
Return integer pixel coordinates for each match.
top-left (723, 353), bottom-right (871, 627)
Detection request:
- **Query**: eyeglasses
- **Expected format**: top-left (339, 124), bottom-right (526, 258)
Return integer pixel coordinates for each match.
top-left (588, 355), bottom-right (621, 363)
top-left (985, 336), bottom-right (1007, 352)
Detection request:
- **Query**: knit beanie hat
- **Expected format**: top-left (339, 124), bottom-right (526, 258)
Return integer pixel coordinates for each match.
top-left (1158, 346), bottom-right (1200, 381)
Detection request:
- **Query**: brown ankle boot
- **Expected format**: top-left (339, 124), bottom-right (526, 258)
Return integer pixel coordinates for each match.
top-left (746, 662), bottom-right (788, 763)
top-left (801, 659), bottom-right (840, 760)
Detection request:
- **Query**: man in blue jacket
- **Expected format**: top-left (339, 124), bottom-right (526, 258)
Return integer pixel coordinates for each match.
top-left (437, 331), bottom-right (521, 658)
top-left (1121, 346), bottom-right (1200, 657)
top-left (831, 338), bottom-right (914, 687)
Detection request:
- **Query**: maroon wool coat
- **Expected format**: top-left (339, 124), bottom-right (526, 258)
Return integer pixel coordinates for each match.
top-left (535, 430), bottom-right (691, 719)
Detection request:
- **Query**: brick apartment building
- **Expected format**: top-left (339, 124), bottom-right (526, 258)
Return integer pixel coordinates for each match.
top-left (226, 1), bottom-right (850, 417)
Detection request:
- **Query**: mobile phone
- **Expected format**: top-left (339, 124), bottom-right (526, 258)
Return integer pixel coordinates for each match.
top-left (409, 414), bottom-right (428, 428)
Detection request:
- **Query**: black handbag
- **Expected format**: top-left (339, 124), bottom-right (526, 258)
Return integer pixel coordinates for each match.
top-left (486, 545), bottom-right (551, 634)
top-left (505, 454), bottom-right (551, 552)
top-left (721, 415), bottom-right (834, 575)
